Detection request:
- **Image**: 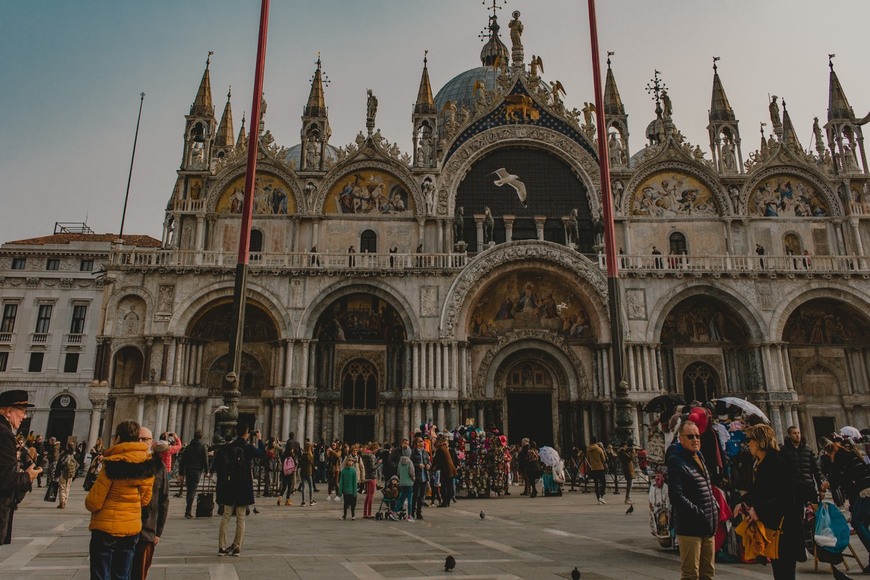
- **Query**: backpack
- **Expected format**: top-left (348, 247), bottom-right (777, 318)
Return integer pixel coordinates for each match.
top-left (283, 455), bottom-right (297, 475)
top-left (222, 445), bottom-right (247, 483)
top-left (62, 454), bottom-right (78, 478)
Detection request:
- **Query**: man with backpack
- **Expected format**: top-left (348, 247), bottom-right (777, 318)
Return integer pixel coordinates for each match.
top-left (214, 428), bottom-right (261, 557)
top-left (56, 442), bottom-right (79, 509)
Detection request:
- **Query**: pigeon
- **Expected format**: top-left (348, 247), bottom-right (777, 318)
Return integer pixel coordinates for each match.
top-left (571, 567), bottom-right (581, 580)
top-left (491, 168), bottom-right (528, 207)
top-left (444, 555), bottom-right (456, 572)
top-left (479, 510), bottom-right (485, 520)
top-left (212, 405), bottom-right (229, 415)
top-left (253, 507), bottom-right (260, 514)
top-left (832, 567), bottom-right (853, 580)
top-left (626, 504), bottom-right (634, 514)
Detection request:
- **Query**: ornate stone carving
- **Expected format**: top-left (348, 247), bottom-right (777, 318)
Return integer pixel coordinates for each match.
top-left (626, 288), bottom-right (647, 320)
top-left (420, 286), bottom-right (438, 317)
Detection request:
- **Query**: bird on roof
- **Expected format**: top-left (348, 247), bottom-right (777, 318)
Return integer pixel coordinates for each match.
top-left (571, 566), bottom-right (581, 580)
top-left (444, 555), bottom-right (456, 572)
top-left (491, 168), bottom-right (528, 208)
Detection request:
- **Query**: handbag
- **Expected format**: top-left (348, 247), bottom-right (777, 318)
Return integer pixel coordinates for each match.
top-left (43, 481), bottom-right (59, 502)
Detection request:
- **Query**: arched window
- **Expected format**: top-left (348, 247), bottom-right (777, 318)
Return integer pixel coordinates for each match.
top-left (682, 362), bottom-right (718, 404)
top-left (783, 232), bottom-right (802, 255)
top-left (342, 360), bottom-right (377, 410)
top-left (250, 229), bottom-right (264, 254)
top-left (669, 232), bottom-right (687, 255)
top-left (360, 230), bottom-right (377, 253)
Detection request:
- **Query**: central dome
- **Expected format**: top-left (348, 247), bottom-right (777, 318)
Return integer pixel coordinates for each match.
top-left (434, 66), bottom-right (500, 114)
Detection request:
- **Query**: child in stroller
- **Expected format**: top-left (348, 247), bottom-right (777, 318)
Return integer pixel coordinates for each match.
top-left (376, 475), bottom-right (401, 520)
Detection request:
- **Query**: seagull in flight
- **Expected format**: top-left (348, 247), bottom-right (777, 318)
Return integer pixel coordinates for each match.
top-left (492, 168), bottom-right (528, 208)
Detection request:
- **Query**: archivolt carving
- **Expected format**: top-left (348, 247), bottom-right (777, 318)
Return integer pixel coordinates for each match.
top-left (740, 165), bottom-right (841, 217)
top-left (207, 164), bottom-right (305, 214)
top-left (622, 161), bottom-right (731, 217)
top-left (314, 159), bottom-right (423, 217)
top-left (437, 125), bottom-right (601, 218)
top-left (474, 331), bottom-right (590, 400)
top-left (440, 241), bottom-right (609, 339)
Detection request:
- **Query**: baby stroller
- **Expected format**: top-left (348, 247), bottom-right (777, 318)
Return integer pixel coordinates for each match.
top-left (375, 476), bottom-right (401, 521)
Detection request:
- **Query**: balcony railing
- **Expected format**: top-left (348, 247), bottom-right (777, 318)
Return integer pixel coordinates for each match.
top-left (30, 332), bottom-right (49, 344)
top-left (599, 253), bottom-right (870, 275)
top-left (172, 198), bottom-right (206, 212)
top-left (111, 249), bottom-right (469, 271)
top-left (64, 333), bottom-right (84, 345)
top-left (0, 332), bottom-right (12, 344)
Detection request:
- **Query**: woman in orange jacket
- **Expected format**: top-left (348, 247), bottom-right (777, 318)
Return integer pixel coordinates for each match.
top-left (85, 419), bottom-right (156, 580)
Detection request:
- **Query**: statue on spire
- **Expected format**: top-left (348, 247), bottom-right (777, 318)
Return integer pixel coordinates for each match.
top-left (508, 10), bottom-right (524, 64)
top-left (769, 95), bottom-right (782, 139)
top-left (366, 89), bottom-right (378, 136)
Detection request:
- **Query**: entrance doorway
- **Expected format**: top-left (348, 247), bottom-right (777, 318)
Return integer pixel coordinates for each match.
top-left (507, 392), bottom-right (553, 446)
top-left (812, 416), bottom-right (835, 447)
top-left (344, 415), bottom-right (375, 444)
top-left (47, 394), bottom-right (76, 444)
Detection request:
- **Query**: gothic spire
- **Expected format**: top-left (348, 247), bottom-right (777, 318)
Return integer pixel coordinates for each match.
top-left (215, 87), bottom-right (235, 148)
top-left (709, 58), bottom-right (735, 122)
top-left (190, 51), bottom-right (214, 117)
top-left (827, 55), bottom-right (855, 122)
top-left (415, 51), bottom-right (436, 115)
top-left (236, 113), bottom-right (248, 148)
top-left (603, 53), bottom-right (625, 116)
top-left (304, 54), bottom-right (327, 118)
top-left (781, 100), bottom-right (803, 150)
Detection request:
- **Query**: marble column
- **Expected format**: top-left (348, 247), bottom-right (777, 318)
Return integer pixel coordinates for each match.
top-left (297, 399), bottom-right (308, 442)
top-left (282, 399), bottom-right (291, 440)
top-left (300, 341), bottom-right (311, 389)
top-left (503, 215), bottom-right (515, 243)
top-left (136, 396), bottom-right (145, 426)
top-left (332, 404), bottom-right (341, 441)
top-left (87, 400), bottom-right (105, 450)
top-left (167, 396), bottom-right (179, 434)
top-left (284, 340), bottom-right (294, 387)
top-left (401, 402), bottom-right (411, 440)
top-left (102, 398), bottom-right (116, 444)
top-left (533, 216), bottom-right (547, 240)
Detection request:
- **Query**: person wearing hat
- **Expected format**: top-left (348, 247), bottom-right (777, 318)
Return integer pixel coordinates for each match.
top-left (0, 389), bottom-right (41, 544)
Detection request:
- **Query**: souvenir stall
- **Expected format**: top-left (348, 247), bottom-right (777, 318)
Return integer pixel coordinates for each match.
top-left (452, 426), bottom-right (510, 498)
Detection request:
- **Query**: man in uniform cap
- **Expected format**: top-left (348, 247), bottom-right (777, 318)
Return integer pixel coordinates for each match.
top-left (0, 389), bottom-right (42, 544)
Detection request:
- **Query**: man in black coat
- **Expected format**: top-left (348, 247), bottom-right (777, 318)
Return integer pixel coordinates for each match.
top-left (181, 430), bottom-right (209, 519)
top-left (214, 428), bottom-right (261, 557)
top-left (667, 420), bottom-right (718, 580)
top-left (0, 390), bottom-right (42, 544)
top-left (132, 428), bottom-right (169, 580)
top-left (780, 425), bottom-right (823, 504)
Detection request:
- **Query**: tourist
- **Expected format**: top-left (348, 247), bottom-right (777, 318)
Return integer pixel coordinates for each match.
top-left (55, 442), bottom-right (79, 509)
top-left (181, 430), bottom-right (209, 519)
top-left (215, 428), bottom-right (260, 557)
top-left (586, 437), bottom-right (607, 504)
top-left (820, 435), bottom-right (870, 571)
top-left (132, 427), bottom-right (170, 580)
top-left (338, 456), bottom-right (359, 520)
top-left (0, 389), bottom-right (41, 544)
top-left (297, 441), bottom-right (316, 507)
top-left (410, 437), bottom-right (431, 520)
top-left (396, 447), bottom-right (415, 521)
top-left (618, 440), bottom-right (637, 505)
top-left (360, 443), bottom-right (378, 517)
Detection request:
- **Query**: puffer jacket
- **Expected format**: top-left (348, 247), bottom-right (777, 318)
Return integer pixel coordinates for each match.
top-left (828, 446), bottom-right (870, 502)
top-left (85, 442), bottom-right (155, 537)
top-left (779, 439), bottom-right (823, 501)
top-left (666, 443), bottom-right (719, 537)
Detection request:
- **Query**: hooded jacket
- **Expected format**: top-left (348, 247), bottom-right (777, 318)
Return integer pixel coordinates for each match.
top-left (585, 442), bottom-right (607, 471)
top-left (85, 441), bottom-right (155, 537)
top-left (397, 448), bottom-right (415, 487)
top-left (666, 442), bottom-right (719, 537)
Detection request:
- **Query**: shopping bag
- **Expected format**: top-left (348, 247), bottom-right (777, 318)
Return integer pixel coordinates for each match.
top-left (43, 481), bottom-right (59, 502)
top-left (814, 501), bottom-right (850, 553)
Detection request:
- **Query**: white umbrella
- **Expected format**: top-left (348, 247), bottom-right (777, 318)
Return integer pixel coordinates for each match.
top-left (840, 426), bottom-right (861, 440)
top-left (538, 446), bottom-right (561, 467)
top-left (716, 397), bottom-right (770, 424)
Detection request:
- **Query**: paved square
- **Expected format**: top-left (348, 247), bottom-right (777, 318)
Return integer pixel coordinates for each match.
top-left (2, 484), bottom-right (857, 579)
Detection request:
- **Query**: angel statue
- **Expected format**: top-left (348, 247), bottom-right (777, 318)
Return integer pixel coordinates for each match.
top-left (530, 55), bottom-right (544, 77)
top-left (550, 80), bottom-right (566, 107)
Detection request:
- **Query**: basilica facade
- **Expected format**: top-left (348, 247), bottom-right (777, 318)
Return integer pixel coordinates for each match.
top-left (92, 9), bottom-right (870, 451)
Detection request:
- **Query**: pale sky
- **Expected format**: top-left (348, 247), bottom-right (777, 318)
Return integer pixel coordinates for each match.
top-left (2, 1), bottom-right (868, 242)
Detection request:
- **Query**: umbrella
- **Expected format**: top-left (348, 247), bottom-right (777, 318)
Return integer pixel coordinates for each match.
top-left (715, 397), bottom-right (770, 424)
top-left (538, 446), bottom-right (561, 467)
top-left (840, 426), bottom-right (861, 440)
top-left (644, 394), bottom-right (684, 414)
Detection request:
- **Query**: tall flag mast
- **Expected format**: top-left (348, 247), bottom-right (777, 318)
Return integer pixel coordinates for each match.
top-left (217, 0), bottom-right (271, 441)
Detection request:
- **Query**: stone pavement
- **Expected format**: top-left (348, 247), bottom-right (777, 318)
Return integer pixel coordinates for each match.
top-left (1, 483), bottom-right (862, 579)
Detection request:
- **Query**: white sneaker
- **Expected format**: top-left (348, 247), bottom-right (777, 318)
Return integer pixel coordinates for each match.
top-left (327, 494), bottom-right (334, 501)
top-left (406, 516), bottom-right (415, 522)
top-left (597, 497), bottom-right (606, 504)
top-left (335, 496), bottom-right (342, 502)
top-left (624, 498), bottom-right (633, 505)
top-left (310, 500), bottom-right (317, 505)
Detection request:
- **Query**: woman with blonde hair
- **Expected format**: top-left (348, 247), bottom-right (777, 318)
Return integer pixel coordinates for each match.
top-left (738, 424), bottom-right (804, 579)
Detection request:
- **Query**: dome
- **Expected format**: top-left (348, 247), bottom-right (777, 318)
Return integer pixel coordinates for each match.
top-left (434, 66), bottom-right (500, 114)
top-left (284, 143), bottom-right (339, 169)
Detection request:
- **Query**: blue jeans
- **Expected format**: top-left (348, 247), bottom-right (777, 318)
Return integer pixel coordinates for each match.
top-left (851, 496), bottom-right (870, 553)
top-left (90, 530), bottom-right (138, 580)
top-left (397, 486), bottom-right (413, 515)
top-left (299, 475), bottom-right (313, 503)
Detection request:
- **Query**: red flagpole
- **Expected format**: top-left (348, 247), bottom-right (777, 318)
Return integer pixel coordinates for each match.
top-left (218, 0), bottom-right (270, 440)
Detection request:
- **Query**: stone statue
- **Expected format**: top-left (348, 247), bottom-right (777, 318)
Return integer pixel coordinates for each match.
top-left (306, 136), bottom-right (320, 169)
top-left (566, 208), bottom-right (579, 245)
top-left (508, 11), bottom-right (524, 51)
top-left (608, 132), bottom-right (625, 165)
top-left (721, 135), bottom-right (736, 172)
top-left (769, 95), bottom-right (782, 137)
top-left (582, 102), bottom-right (596, 129)
top-left (530, 55), bottom-right (543, 77)
top-left (483, 206), bottom-right (495, 244)
top-left (661, 90), bottom-right (672, 120)
top-left (813, 116), bottom-right (824, 148)
top-left (453, 206), bottom-right (465, 243)
top-left (422, 178), bottom-right (435, 215)
top-left (366, 89), bottom-right (378, 131)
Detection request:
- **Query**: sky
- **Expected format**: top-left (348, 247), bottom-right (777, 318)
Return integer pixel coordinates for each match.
top-left (2, 0), bottom-right (869, 242)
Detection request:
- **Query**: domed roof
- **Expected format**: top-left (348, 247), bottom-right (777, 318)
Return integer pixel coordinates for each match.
top-left (284, 143), bottom-right (339, 169)
top-left (434, 66), bottom-right (500, 114)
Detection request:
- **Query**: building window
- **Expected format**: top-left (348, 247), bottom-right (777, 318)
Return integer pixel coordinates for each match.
top-left (46, 258), bottom-right (60, 271)
top-left (249, 229), bottom-right (263, 254)
top-left (11, 258), bottom-right (26, 270)
top-left (341, 360), bottom-right (377, 410)
top-left (360, 230), bottom-right (377, 253)
top-left (0, 352), bottom-right (7, 372)
top-left (35, 304), bottom-right (52, 334)
top-left (63, 353), bottom-right (79, 373)
top-left (668, 232), bottom-right (688, 255)
top-left (80, 259), bottom-right (94, 271)
top-left (1, 304), bottom-right (17, 333)
top-left (69, 304), bottom-right (87, 334)
top-left (28, 352), bottom-right (44, 372)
